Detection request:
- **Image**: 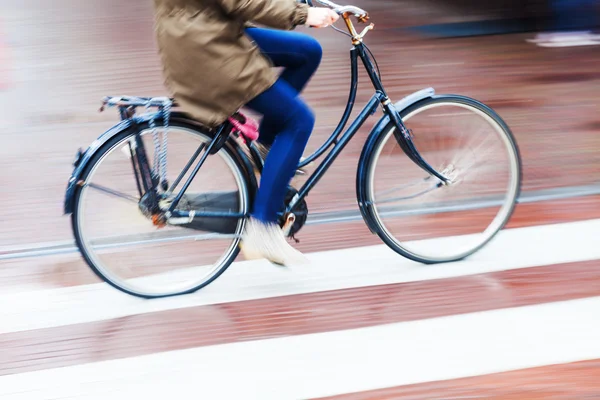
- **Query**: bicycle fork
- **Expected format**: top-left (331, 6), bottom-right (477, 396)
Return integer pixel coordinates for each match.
top-left (383, 102), bottom-right (451, 185)
top-left (352, 41), bottom-right (450, 185)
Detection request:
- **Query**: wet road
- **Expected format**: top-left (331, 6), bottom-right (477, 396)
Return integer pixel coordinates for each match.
top-left (1, 0), bottom-right (600, 398)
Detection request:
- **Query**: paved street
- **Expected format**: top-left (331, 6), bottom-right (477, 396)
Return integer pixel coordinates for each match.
top-left (1, 0), bottom-right (600, 398)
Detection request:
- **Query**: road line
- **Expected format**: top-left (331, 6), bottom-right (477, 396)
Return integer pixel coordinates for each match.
top-left (2, 259), bottom-right (598, 376)
top-left (2, 184), bottom-right (600, 260)
top-left (1, 218), bottom-right (599, 335)
top-left (2, 296), bottom-right (600, 399)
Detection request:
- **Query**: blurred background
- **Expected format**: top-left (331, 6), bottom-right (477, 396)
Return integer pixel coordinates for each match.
top-left (1, 0), bottom-right (599, 398)
top-left (1, 0), bottom-right (599, 251)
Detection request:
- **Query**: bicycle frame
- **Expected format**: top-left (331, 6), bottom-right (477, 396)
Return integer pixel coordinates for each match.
top-left (88, 16), bottom-right (449, 226)
top-left (247, 40), bottom-right (449, 216)
top-left (281, 44), bottom-right (383, 214)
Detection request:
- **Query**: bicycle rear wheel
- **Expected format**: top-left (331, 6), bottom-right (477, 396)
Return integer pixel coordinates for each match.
top-left (363, 95), bottom-right (522, 263)
top-left (72, 119), bottom-right (253, 298)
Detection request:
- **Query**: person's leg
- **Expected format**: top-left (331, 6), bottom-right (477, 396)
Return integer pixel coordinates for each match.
top-left (245, 79), bottom-right (315, 223)
top-left (246, 27), bottom-right (322, 93)
top-left (245, 27), bottom-right (321, 147)
top-left (240, 78), bottom-right (315, 265)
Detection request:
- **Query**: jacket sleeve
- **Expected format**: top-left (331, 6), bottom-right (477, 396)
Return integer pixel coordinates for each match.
top-left (215, 0), bottom-right (309, 30)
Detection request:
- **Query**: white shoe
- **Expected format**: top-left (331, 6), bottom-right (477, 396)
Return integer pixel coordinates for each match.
top-left (240, 218), bottom-right (308, 266)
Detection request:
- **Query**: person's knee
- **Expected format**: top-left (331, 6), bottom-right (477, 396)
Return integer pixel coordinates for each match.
top-left (303, 36), bottom-right (323, 68)
top-left (290, 102), bottom-right (315, 142)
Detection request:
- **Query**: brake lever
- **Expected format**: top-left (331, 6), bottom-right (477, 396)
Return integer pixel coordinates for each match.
top-left (357, 22), bottom-right (374, 38)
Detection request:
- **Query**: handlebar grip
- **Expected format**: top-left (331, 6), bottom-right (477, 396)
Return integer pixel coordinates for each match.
top-left (298, 0), bottom-right (369, 23)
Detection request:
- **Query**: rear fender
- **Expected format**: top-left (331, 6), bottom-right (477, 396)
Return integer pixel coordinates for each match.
top-left (63, 112), bottom-right (256, 215)
top-left (63, 118), bottom-right (136, 215)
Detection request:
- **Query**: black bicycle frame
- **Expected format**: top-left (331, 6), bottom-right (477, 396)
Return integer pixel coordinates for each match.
top-left (130, 41), bottom-right (447, 222)
top-left (279, 42), bottom-right (448, 214)
top-left (283, 43), bottom-right (385, 214)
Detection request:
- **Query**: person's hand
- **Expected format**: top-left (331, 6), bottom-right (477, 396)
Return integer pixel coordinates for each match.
top-left (306, 8), bottom-right (339, 28)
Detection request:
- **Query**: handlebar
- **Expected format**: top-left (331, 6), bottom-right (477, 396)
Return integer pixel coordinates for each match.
top-left (312, 0), bottom-right (368, 21)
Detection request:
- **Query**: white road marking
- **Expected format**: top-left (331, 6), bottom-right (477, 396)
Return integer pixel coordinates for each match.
top-left (1, 218), bottom-right (599, 335)
top-left (2, 296), bottom-right (600, 399)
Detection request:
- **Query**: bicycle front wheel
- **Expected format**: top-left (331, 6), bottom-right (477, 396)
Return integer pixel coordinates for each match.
top-left (364, 95), bottom-right (522, 264)
top-left (72, 119), bottom-right (253, 298)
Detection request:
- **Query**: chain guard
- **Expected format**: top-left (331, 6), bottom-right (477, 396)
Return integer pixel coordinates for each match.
top-left (279, 186), bottom-right (308, 238)
top-left (139, 186), bottom-right (308, 236)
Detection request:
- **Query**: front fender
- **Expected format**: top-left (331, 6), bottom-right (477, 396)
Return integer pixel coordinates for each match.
top-left (355, 87), bottom-right (435, 233)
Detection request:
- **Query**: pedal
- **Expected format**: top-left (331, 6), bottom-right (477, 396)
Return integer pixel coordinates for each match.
top-left (166, 210), bottom-right (196, 225)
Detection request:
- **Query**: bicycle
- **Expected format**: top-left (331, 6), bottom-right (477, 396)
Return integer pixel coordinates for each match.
top-left (63, 0), bottom-right (522, 299)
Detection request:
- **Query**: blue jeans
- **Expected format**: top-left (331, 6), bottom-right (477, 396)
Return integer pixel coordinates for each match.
top-left (244, 27), bottom-right (322, 223)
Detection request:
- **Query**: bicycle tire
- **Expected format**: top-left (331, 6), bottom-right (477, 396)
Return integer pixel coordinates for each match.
top-left (360, 95), bottom-right (522, 264)
top-left (72, 118), bottom-right (256, 298)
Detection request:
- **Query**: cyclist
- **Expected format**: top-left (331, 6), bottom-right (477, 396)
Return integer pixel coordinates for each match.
top-left (152, 0), bottom-right (338, 266)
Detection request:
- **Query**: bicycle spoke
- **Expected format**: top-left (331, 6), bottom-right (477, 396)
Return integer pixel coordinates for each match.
top-left (89, 230), bottom-right (239, 250)
top-left (375, 180), bottom-right (442, 204)
top-left (86, 183), bottom-right (139, 203)
top-left (376, 175), bottom-right (433, 197)
top-left (375, 193), bottom-right (509, 217)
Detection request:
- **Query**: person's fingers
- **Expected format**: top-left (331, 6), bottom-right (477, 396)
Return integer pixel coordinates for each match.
top-left (306, 8), bottom-right (340, 28)
top-left (329, 10), bottom-right (339, 22)
top-left (305, 8), bottom-right (319, 27)
top-left (328, 12), bottom-right (338, 25)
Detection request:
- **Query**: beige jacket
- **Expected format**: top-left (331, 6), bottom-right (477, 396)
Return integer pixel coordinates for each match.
top-left (153, 0), bottom-right (309, 128)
